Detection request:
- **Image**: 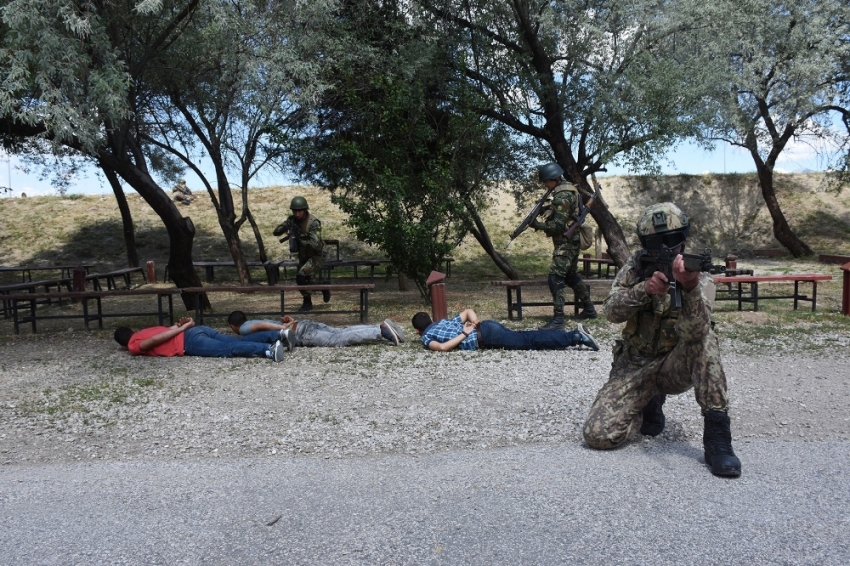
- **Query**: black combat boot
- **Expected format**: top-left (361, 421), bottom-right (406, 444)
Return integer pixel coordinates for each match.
top-left (576, 302), bottom-right (598, 320)
top-left (298, 295), bottom-right (313, 313)
top-left (539, 308), bottom-right (566, 331)
top-left (322, 288), bottom-right (331, 303)
top-left (703, 410), bottom-right (742, 477)
top-left (640, 394), bottom-right (667, 436)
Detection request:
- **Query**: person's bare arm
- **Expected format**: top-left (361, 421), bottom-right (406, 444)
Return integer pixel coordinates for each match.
top-left (139, 317), bottom-right (194, 352)
top-left (427, 320), bottom-right (476, 352)
top-left (247, 321), bottom-right (286, 332)
top-left (458, 309), bottom-right (480, 326)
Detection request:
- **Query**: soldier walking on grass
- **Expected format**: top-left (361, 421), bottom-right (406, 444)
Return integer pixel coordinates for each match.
top-left (531, 163), bottom-right (597, 330)
top-left (273, 196), bottom-right (329, 312)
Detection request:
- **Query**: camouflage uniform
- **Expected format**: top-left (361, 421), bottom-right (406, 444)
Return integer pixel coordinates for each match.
top-left (273, 213), bottom-right (325, 299)
top-left (531, 182), bottom-right (590, 309)
top-left (582, 249), bottom-right (728, 449)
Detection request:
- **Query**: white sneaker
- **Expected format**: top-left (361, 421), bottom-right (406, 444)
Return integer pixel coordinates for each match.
top-left (270, 340), bottom-right (285, 362)
top-left (382, 319), bottom-right (406, 344)
top-left (279, 328), bottom-right (294, 351)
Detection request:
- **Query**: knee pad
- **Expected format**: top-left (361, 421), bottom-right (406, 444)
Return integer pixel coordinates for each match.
top-left (547, 274), bottom-right (566, 297)
top-left (564, 272), bottom-right (582, 288)
top-left (296, 273), bottom-right (310, 286)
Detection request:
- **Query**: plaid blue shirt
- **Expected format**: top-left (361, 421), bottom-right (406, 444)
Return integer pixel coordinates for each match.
top-left (420, 315), bottom-right (478, 351)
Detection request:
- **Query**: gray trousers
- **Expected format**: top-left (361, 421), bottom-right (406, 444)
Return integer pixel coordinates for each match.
top-left (294, 319), bottom-right (383, 347)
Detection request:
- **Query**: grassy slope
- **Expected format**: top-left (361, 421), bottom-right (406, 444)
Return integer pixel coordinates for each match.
top-left (1, 173), bottom-right (849, 338)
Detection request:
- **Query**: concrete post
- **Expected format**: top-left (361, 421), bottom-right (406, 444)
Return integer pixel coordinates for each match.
top-left (426, 270), bottom-right (448, 322)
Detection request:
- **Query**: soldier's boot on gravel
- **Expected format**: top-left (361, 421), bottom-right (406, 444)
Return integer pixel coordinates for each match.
top-left (539, 308), bottom-right (566, 331)
top-left (576, 302), bottom-right (598, 320)
top-left (703, 410), bottom-right (742, 477)
top-left (298, 295), bottom-right (313, 313)
top-left (640, 394), bottom-right (667, 436)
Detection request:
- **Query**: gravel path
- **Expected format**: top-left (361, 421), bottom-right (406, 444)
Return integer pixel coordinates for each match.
top-left (1, 330), bottom-right (848, 464)
top-left (1, 329), bottom-right (849, 564)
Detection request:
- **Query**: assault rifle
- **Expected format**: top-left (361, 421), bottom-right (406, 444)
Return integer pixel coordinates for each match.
top-left (277, 223), bottom-right (299, 253)
top-left (504, 188), bottom-right (554, 249)
top-left (564, 175), bottom-right (600, 239)
top-left (637, 247), bottom-right (725, 310)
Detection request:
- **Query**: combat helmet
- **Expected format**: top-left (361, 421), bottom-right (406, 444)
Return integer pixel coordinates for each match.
top-left (290, 196), bottom-right (309, 211)
top-left (635, 202), bottom-right (690, 250)
top-left (538, 162), bottom-right (564, 182)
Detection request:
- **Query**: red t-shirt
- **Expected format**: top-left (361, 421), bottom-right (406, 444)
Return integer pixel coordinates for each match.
top-left (127, 326), bottom-right (185, 357)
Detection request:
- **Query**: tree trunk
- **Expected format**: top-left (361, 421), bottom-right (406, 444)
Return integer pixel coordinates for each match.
top-left (102, 165), bottom-right (139, 268)
top-left (463, 198), bottom-right (519, 279)
top-left (99, 150), bottom-right (209, 310)
top-left (754, 160), bottom-right (813, 257)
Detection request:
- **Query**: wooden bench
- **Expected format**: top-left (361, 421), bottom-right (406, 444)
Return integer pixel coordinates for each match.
top-left (3, 288), bottom-right (181, 334)
top-left (179, 283), bottom-right (375, 324)
top-left (580, 256), bottom-right (619, 279)
top-left (712, 273), bottom-right (833, 311)
top-left (85, 266), bottom-right (145, 291)
top-left (491, 279), bottom-right (612, 320)
top-left (819, 254), bottom-right (850, 265)
top-left (1, 278), bottom-right (73, 318)
top-left (0, 264), bottom-right (93, 283)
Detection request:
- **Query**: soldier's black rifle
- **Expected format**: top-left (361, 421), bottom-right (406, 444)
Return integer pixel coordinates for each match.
top-left (564, 175), bottom-right (601, 239)
top-left (637, 247), bottom-right (725, 310)
top-left (504, 188), bottom-right (554, 249)
top-left (277, 224), bottom-right (299, 253)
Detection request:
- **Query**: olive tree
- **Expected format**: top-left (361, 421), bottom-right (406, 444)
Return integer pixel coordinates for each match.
top-left (694, 0), bottom-right (850, 256)
top-left (419, 0), bottom-right (718, 265)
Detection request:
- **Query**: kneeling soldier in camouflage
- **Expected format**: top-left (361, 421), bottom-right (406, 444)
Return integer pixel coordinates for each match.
top-left (582, 203), bottom-right (741, 477)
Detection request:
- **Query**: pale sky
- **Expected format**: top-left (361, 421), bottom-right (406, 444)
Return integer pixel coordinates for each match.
top-left (0, 139), bottom-right (833, 199)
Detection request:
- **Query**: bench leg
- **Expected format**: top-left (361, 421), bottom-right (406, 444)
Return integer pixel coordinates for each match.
top-left (812, 281), bottom-right (818, 312)
top-left (515, 287), bottom-right (523, 321)
top-left (193, 292), bottom-right (203, 324)
top-left (753, 282), bottom-right (759, 312)
top-left (361, 289), bottom-right (369, 323)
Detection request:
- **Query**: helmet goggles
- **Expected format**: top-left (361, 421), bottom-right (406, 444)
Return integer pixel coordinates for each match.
top-left (640, 228), bottom-right (688, 251)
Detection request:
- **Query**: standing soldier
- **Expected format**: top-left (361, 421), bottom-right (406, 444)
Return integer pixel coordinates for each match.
top-left (531, 162), bottom-right (597, 330)
top-left (582, 202), bottom-right (741, 477)
top-left (273, 196), bottom-right (329, 312)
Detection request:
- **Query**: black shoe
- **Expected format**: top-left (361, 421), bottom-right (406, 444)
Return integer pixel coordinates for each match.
top-left (539, 311), bottom-right (566, 331)
top-left (576, 303), bottom-right (598, 320)
top-left (297, 297), bottom-right (313, 313)
top-left (322, 288), bottom-right (331, 303)
top-left (703, 410), bottom-right (742, 477)
top-left (640, 394), bottom-right (666, 436)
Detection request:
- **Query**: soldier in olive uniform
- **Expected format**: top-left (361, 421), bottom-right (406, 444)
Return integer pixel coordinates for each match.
top-left (273, 196), bottom-right (329, 312)
top-left (531, 163), bottom-right (597, 330)
top-left (582, 203), bottom-right (741, 477)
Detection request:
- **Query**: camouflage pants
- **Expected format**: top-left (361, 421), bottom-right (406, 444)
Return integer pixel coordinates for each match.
top-left (550, 249), bottom-right (590, 309)
top-left (296, 256), bottom-right (324, 298)
top-left (582, 330), bottom-right (728, 449)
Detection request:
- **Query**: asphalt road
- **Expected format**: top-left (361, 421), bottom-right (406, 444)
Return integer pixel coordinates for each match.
top-left (1, 439), bottom-right (847, 565)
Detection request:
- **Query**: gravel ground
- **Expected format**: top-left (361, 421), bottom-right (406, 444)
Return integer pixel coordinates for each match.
top-left (2, 328), bottom-right (848, 466)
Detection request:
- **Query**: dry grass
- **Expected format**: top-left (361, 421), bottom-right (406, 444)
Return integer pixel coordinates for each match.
top-left (1, 173), bottom-right (850, 338)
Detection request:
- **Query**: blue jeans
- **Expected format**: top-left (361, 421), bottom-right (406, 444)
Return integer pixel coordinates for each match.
top-left (183, 327), bottom-right (278, 358)
top-left (477, 320), bottom-right (579, 350)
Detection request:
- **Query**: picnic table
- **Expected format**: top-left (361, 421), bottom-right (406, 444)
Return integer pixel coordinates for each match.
top-left (712, 273), bottom-right (833, 311)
